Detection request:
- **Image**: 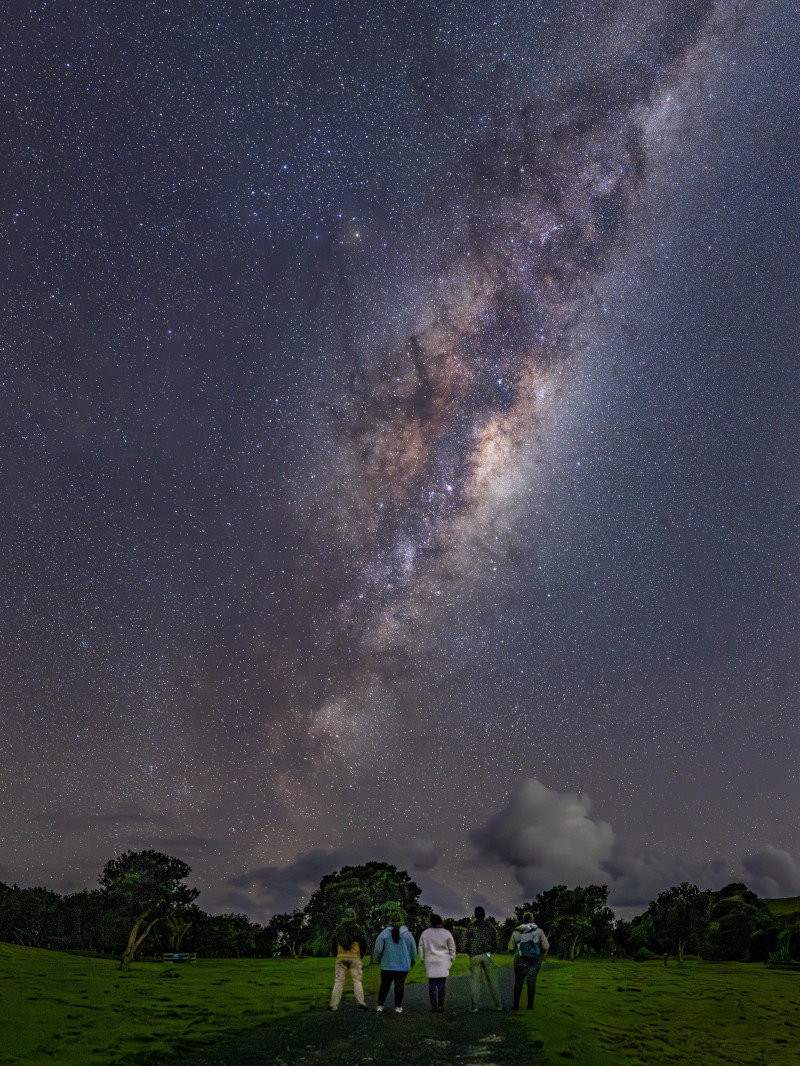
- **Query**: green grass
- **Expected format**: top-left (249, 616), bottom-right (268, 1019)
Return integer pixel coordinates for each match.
top-left (0, 943), bottom-right (346, 1065)
top-left (0, 942), bottom-right (487, 1065)
top-left (764, 896), bottom-right (800, 917)
top-left (4, 944), bottom-right (798, 1066)
top-left (514, 957), bottom-right (800, 1066)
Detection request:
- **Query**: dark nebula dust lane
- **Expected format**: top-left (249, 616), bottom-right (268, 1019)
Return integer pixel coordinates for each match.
top-left (3, 0), bottom-right (800, 918)
top-left (279, 0), bottom-right (721, 769)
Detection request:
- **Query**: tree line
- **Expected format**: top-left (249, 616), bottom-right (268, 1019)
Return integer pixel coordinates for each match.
top-left (2, 851), bottom-right (797, 969)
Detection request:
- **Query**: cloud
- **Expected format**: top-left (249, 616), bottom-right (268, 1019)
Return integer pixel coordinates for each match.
top-left (227, 848), bottom-right (352, 916)
top-left (35, 806), bottom-right (173, 833)
top-left (471, 778), bottom-right (614, 896)
top-left (471, 779), bottom-right (800, 911)
top-left (223, 837), bottom-right (450, 921)
top-left (604, 852), bottom-right (731, 907)
top-left (742, 846), bottom-right (800, 897)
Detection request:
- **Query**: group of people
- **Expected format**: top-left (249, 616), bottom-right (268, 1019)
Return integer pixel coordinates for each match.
top-left (329, 905), bottom-right (549, 1014)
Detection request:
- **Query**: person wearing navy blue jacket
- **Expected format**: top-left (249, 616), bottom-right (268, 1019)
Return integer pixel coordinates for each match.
top-left (372, 911), bottom-right (418, 1013)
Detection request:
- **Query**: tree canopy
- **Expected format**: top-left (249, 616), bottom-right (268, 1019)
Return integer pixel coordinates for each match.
top-left (298, 861), bottom-right (431, 956)
top-left (504, 884), bottom-right (615, 960)
top-left (98, 850), bottom-right (199, 970)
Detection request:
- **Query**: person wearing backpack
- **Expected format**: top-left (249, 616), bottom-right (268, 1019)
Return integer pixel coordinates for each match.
top-left (507, 912), bottom-right (549, 1010)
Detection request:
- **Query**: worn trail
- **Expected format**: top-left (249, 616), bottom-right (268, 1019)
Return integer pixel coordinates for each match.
top-left (170, 970), bottom-right (543, 1065)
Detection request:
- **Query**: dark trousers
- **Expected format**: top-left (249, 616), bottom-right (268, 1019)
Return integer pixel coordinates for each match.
top-left (378, 969), bottom-right (408, 1008)
top-left (428, 976), bottom-right (446, 1010)
top-left (513, 958), bottom-right (542, 1009)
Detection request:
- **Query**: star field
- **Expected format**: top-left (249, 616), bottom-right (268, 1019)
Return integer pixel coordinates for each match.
top-left (2, 0), bottom-right (799, 917)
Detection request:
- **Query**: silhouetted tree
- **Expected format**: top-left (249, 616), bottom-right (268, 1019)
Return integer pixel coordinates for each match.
top-left (508, 885), bottom-right (614, 959)
top-left (302, 862), bottom-right (429, 955)
top-left (267, 910), bottom-right (307, 958)
top-left (649, 882), bottom-right (710, 963)
top-left (98, 850), bottom-right (199, 970)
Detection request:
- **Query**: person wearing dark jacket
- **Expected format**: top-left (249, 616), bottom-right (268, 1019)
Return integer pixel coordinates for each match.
top-left (465, 906), bottom-right (502, 1011)
top-left (507, 912), bottom-right (549, 1010)
top-left (329, 910), bottom-right (369, 1011)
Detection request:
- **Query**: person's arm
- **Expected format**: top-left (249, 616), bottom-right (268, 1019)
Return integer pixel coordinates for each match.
top-left (406, 931), bottom-right (418, 964)
top-left (507, 930), bottom-right (517, 952)
top-left (446, 931), bottom-right (456, 962)
top-left (539, 930), bottom-right (550, 954)
top-left (489, 923), bottom-right (498, 953)
top-left (372, 931), bottom-right (384, 966)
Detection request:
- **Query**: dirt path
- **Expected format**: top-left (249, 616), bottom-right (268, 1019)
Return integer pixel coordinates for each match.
top-left (170, 969), bottom-right (544, 1065)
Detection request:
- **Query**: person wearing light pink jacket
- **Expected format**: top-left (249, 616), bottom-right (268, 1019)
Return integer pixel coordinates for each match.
top-left (418, 915), bottom-right (456, 1013)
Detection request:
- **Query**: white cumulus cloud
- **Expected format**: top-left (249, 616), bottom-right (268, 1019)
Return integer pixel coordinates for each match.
top-left (471, 778), bottom-right (614, 896)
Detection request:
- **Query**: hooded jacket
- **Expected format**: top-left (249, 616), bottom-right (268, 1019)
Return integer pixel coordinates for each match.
top-left (372, 925), bottom-right (418, 971)
top-left (507, 922), bottom-right (549, 958)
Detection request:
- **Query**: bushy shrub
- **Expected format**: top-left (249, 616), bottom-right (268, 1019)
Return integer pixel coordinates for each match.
top-left (633, 946), bottom-right (658, 962)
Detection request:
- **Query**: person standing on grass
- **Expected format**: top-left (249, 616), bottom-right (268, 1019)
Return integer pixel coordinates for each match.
top-left (329, 909), bottom-right (369, 1011)
top-left (507, 911), bottom-right (549, 1010)
top-left (465, 905), bottom-right (502, 1011)
top-left (372, 910), bottom-right (417, 1014)
top-left (418, 914), bottom-right (456, 1013)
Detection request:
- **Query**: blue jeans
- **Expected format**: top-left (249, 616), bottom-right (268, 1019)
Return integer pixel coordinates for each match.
top-left (428, 976), bottom-right (446, 1010)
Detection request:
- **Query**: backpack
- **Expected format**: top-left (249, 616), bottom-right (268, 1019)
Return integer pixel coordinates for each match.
top-left (517, 933), bottom-right (541, 961)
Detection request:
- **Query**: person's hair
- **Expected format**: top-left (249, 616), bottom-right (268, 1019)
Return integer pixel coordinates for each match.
top-left (334, 915), bottom-right (362, 949)
top-left (387, 909), bottom-right (405, 943)
top-left (431, 914), bottom-right (443, 927)
top-left (523, 912), bottom-right (534, 924)
top-left (474, 906), bottom-right (486, 920)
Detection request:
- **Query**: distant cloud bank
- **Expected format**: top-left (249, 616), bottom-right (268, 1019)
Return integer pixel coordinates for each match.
top-left (471, 778), bottom-right (800, 908)
top-left (216, 780), bottom-right (799, 921)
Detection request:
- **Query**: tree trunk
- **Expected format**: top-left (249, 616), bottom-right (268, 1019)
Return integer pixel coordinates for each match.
top-left (174, 922), bottom-right (191, 952)
top-left (120, 916), bottom-right (162, 971)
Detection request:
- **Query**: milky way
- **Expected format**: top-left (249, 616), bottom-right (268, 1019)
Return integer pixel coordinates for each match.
top-left (4, 0), bottom-right (799, 917)
top-left (278, 1), bottom-right (721, 772)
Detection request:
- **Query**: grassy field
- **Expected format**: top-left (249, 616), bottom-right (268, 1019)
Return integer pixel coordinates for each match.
top-left (0, 943), bottom-right (343, 1065)
top-left (764, 895), bottom-right (800, 917)
top-left (0, 942), bottom-right (476, 1065)
top-left (2, 944), bottom-right (799, 1065)
top-left (515, 957), bottom-right (800, 1066)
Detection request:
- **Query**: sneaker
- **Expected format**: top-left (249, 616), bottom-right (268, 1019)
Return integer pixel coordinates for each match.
top-left (438, 1006), bottom-right (445, 1013)
top-left (471, 1007), bottom-right (478, 1013)
top-left (376, 1005), bottom-right (384, 1012)
top-left (357, 1002), bottom-right (368, 1010)
top-left (329, 1005), bottom-right (338, 1011)
top-left (395, 1007), bottom-right (403, 1014)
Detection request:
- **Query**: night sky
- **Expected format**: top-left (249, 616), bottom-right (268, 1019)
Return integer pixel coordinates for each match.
top-left (3, 0), bottom-right (799, 922)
